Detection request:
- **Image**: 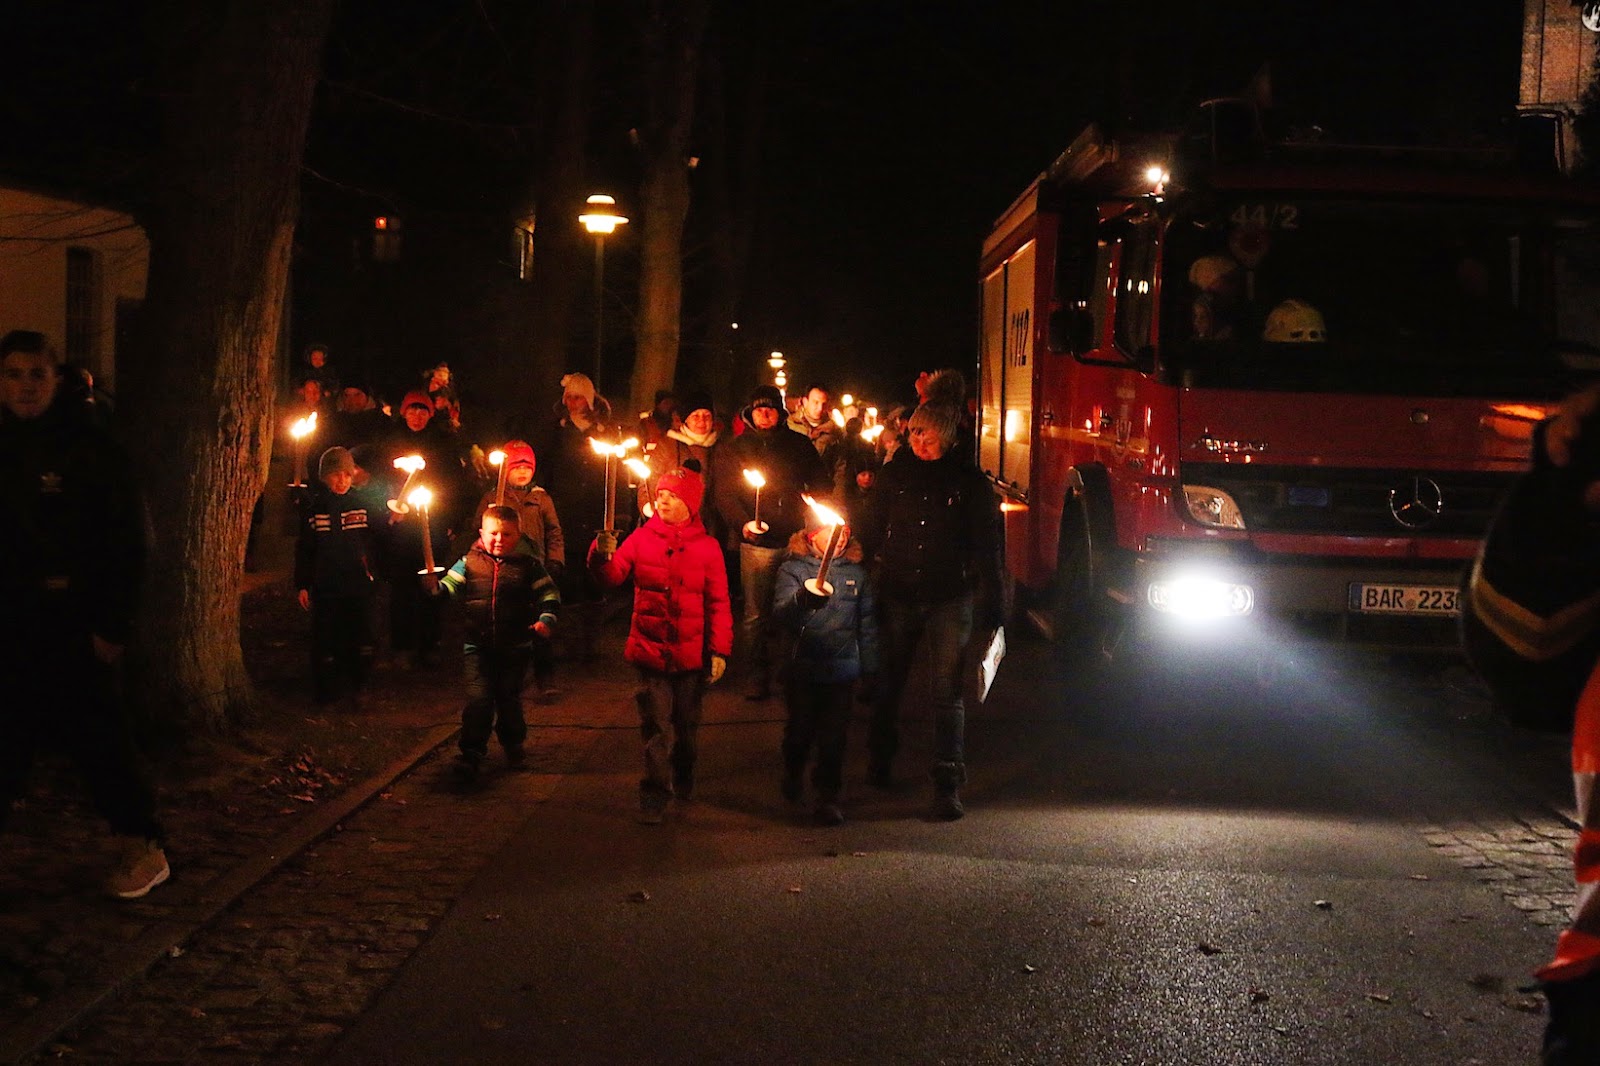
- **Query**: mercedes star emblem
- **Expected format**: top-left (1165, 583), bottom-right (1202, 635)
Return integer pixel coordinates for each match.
top-left (1388, 476), bottom-right (1443, 530)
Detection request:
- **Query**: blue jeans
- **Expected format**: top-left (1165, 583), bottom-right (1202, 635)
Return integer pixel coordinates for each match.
top-left (871, 594), bottom-right (973, 785)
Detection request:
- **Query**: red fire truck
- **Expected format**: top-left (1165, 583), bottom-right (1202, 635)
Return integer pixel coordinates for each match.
top-left (978, 102), bottom-right (1600, 661)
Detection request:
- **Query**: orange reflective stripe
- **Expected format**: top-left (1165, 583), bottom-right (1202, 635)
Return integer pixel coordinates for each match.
top-left (1539, 929), bottom-right (1600, 983)
top-left (1575, 662), bottom-right (1600, 774)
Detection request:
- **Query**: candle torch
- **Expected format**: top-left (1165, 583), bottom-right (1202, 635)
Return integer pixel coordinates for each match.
top-left (801, 494), bottom-right (847, 597)
top-left (742, 468), bottom-right (768, 537)
top-left (408, 486), bottom-right (444, 575)
top-left (388, 455), bottom-right (426, 514)
top-left (288, 411), bottom-right (318, 488)
top-left (488, 448), bottom-right (508, 506)
top-left (589, 435), bottom-right (641, 531)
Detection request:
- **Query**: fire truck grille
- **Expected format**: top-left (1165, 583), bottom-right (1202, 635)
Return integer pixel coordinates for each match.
top-left (1183, 464), bottom-right (1515, 537)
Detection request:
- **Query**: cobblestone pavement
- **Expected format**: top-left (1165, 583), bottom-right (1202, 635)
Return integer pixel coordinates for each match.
top-left (2, 649), bottom-right (1582, 1063)
top-left (16, 664), bottom-right (648, 1065)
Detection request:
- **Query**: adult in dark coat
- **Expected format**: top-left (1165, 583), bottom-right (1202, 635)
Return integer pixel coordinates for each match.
top-left (860, 400), bottom-right (1002, 820)
top-left (538, 371), bottom-right (618, 658)
top-left (0, 330), bottom-right (169, 899)
top-left (714, 384), bottom-right (831, 699)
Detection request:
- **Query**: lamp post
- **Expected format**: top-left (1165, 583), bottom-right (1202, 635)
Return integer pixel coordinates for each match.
top-left (579, 194), bottom-right (629, 392)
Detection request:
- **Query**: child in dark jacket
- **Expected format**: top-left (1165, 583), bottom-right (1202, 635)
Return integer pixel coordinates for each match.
top-left (470, 440), bottom-right (565, 701)
top-left (590, 467), bottom-right (733, 823)
top-left (433, 504), bottom-right (561, 780)
top-left (295, 446), bottom-right (376, 707)
top-left (772, 511), bottom-right (878, 825)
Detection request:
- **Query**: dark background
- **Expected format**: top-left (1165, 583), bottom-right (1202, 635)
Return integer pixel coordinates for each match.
top-left (1, 1), bottom-right (1526, 414)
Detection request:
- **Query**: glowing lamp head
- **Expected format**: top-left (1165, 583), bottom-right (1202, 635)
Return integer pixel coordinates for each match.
top-left (579, 194), bottom-right (629, 235)
top-left (406, 486), bottom-right (434, 510)
top-left (743, 468), bottom-right (766, 490)
top-left (767, 351), bottom-right (785, 369)
top-left (840, 394), bottom-right (854, 408)
top-left (393, 454), bottom-right (426, 474)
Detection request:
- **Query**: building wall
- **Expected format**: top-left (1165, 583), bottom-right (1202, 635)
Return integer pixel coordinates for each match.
top-left (0, 186), bottom-right (149, 394)
top-left (1522, 0), bottom-right (1600, 110)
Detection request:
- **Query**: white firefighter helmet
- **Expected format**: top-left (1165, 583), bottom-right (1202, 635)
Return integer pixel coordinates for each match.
top-left (1263, 299), bottom-right (1327, 343)
top-left (1187, 254), bottom-right (1241, 294)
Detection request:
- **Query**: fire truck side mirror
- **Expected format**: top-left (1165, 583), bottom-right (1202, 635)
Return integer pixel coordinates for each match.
top-left (1048, 307), bottom-right (1094, 355)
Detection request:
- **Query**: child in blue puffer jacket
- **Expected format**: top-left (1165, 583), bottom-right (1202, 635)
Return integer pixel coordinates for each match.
top-left (772, 508), bottom-right (878, 825)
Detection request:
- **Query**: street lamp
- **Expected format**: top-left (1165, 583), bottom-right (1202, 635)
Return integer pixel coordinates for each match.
top-left (579, 194), bottom-right (629, 391)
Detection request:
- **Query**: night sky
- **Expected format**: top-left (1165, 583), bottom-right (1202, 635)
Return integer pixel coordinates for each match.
top-left (3, 1), bottom-right (1526, 410)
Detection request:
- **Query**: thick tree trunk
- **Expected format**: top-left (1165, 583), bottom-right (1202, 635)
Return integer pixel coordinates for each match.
top-left (123, 0), bottom-right (334, 733)
top-left (521, 0), bottom-right (593, 418)
top-left (630, 0), bottom-right (710, 417)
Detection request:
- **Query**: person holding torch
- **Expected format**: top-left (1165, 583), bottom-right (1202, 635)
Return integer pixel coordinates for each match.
top-left (773, 496), bottom-right (878, 826)
top-left (590, 467), bottom-right (732, 824)
top-left (860, 400), bottom-right (1002, 821)
top-left (715, 384), bottom-right (830, 701)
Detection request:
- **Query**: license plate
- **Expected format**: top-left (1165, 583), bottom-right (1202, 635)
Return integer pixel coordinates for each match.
top-left (1347, 583), bottom-right (1460, 616)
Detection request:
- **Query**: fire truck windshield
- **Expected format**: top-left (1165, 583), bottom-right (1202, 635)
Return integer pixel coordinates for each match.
top-left (1160, 198), bottom-right (1600, 398)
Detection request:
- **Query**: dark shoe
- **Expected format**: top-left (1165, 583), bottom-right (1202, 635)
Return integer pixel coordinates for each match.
top-left (781, 772), bottom-right (804, 804)
top-left (453, 754), bottom-right (482, 782)
top-left (637, 804), bottom-right (665, 825)
top-left (867, 762), bottom-right (892, 789)
top-left (814, 801), bottom-right (845, 827)
top-left (538, 686), bottom-right (561, 705)
top-left (673, 776), bottom-right (694, 803)
top-left (1544, 971), bottom-right (1600, 1065)
top-left (503, 745), bottom-right (526, 769)
top-left (105, 837), bottom-right (170, 899)
top-left (932, 789), bottom-right (965, 821)
top-left (744, 683), bottom-right (772, 702)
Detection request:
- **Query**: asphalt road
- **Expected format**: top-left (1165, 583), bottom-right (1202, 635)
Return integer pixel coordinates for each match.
top-left (319, 634), bottom-right (1575, 1066)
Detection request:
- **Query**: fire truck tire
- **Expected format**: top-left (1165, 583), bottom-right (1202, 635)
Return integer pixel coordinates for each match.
top-left (1052, 496), bottom-right (1112, 664)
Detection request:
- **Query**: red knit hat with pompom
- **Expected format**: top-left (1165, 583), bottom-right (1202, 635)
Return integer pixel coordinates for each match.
top-left (656, 467), bottom-right (705, 517)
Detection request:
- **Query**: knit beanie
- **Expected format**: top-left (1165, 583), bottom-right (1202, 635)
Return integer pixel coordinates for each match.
top-left (561, 372), bottom-right (597, 408)
top-left (401, 389), bottom-right (433, 413)
top-left (741, 384), bottom-right (784, 426)
top-left (318, 446), bottom-right (356, 480)
top-left (680, 390), bottom-right (715, 419)
top-left (656, 467), bottom-right (705, 517)
top-left (504, 439), bottom-right (536, 471)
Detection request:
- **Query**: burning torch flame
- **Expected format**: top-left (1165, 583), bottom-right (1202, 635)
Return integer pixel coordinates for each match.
top-left (831, 409), bottom-right (846, 428)
top-left (488, 449), bottom-right (506, 467)
top-left (624, 457), bottom-right (652, 480)
top-left (860, 424), bottom-right (884, 443)
top-left (743, 468), bottom-right (766, 489)
top-left (291, 412), bottom-right (317, 439)
top-left (406, 486), bottom-right (433, 510)
top-left (393, 455), bottom-right (426, 474)
top-left (802, 494), bottom-right (846, 529)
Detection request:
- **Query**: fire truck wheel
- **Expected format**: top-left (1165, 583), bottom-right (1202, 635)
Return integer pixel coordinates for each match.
top-left (1051, 498), bottom-right (1112, 666)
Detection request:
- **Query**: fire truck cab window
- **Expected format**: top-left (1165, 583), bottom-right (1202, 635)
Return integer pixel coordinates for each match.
top-left (1113, 226), bottom-right (1157, 362)
top-left (1160, 199), bottom-right (1600, 398)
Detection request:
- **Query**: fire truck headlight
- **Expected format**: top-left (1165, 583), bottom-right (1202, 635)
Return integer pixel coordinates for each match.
top-left (1147, 575), bottom-right (1254, 619)
top-left (1182, 485), bottom-right (1246, 529)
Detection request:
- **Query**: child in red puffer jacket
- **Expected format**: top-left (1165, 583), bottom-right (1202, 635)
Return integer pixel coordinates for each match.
top-left (590, 466), bottom-right (733, 823)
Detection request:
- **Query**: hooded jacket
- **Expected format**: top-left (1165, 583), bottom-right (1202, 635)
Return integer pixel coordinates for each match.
top-left (589, 514), bottom-right (733, 672)
top-left (773, 529), bottom-right (879, 683)
top-left (471, 482), bottom-right (565, 572)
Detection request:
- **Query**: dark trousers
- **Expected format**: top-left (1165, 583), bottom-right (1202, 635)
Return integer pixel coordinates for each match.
top-left (871, 594), bottom-right (974, 786)
top-left (311, 592), bottom-right (373, 703)
top-left (0, 634), bottom-right (163, 843)
top-left (636, 668), bottom-right (705, 806)
top-left (783, 680), bottom-right (854, 801)
top-left (460, 647), bottom-right (531, 759)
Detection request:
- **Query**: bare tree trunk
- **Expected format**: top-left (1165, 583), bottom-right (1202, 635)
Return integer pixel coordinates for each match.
top-left (630, 0), bottom-right (710, 417)
top-left (123, 0), bottom-right (334, 733)
top-left (698, 18), bottom-right (768, 414)
top-left (522, 0), bottom-right (594, 419)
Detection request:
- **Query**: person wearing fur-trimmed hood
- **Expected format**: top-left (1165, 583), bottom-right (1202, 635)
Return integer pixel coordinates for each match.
top-left (772, 511), bottom-right (878, 826)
